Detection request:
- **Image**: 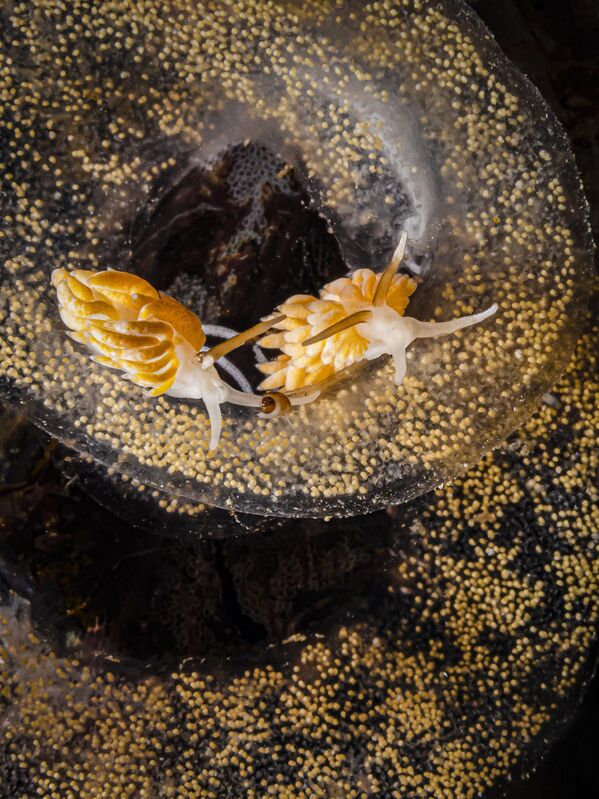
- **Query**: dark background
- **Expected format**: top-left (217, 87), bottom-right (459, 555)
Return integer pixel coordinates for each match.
top-left (0, 3), bottom-right (595, 797)
top-left (466, 2), bottom-right (598, 797)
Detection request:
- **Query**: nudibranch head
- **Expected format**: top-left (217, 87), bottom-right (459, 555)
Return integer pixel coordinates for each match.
top-left (259, 236), bottom-right (497, 393)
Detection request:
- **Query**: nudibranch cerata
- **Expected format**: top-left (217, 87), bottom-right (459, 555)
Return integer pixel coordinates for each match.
top-left (259, 234), bottom-right (497, 392)
top-left (52, 267), bottom-right (317, 450)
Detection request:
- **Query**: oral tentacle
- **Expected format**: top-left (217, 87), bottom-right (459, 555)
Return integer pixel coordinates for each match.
top-left (224, 382), bottom-right (320, 411)
top-left (401, 304), bottom-right (498, 341)
top-left (391, 347), bottom-right (408, 386)
top-left (203, 389), bottom-right (223, 451)
top-left (211, 355), bottom-right (255, 393)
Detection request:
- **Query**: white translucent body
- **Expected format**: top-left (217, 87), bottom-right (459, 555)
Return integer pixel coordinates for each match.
top-left (359, 304), bottom-right (499, 385)
top-left (165, 340), bottom-right (261, 450)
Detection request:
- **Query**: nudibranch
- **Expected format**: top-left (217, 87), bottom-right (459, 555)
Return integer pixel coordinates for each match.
top-left (259, 234), bottom-right (498, 392)
top-left (52, 268), bottom-right (316, 450)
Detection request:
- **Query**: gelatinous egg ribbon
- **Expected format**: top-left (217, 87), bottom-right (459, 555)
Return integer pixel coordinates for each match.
top-left (0, 0), bottom-right (593, 517)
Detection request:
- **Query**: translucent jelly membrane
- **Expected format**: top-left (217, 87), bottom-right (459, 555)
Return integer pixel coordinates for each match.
top-left (0, 0), bottom-right (593, 518)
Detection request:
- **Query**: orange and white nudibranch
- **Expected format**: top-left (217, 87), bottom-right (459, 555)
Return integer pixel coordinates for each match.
top-left (52, 267), bottom-right (317, 450)
top-left (258, 233), bottom-right (498, 391)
